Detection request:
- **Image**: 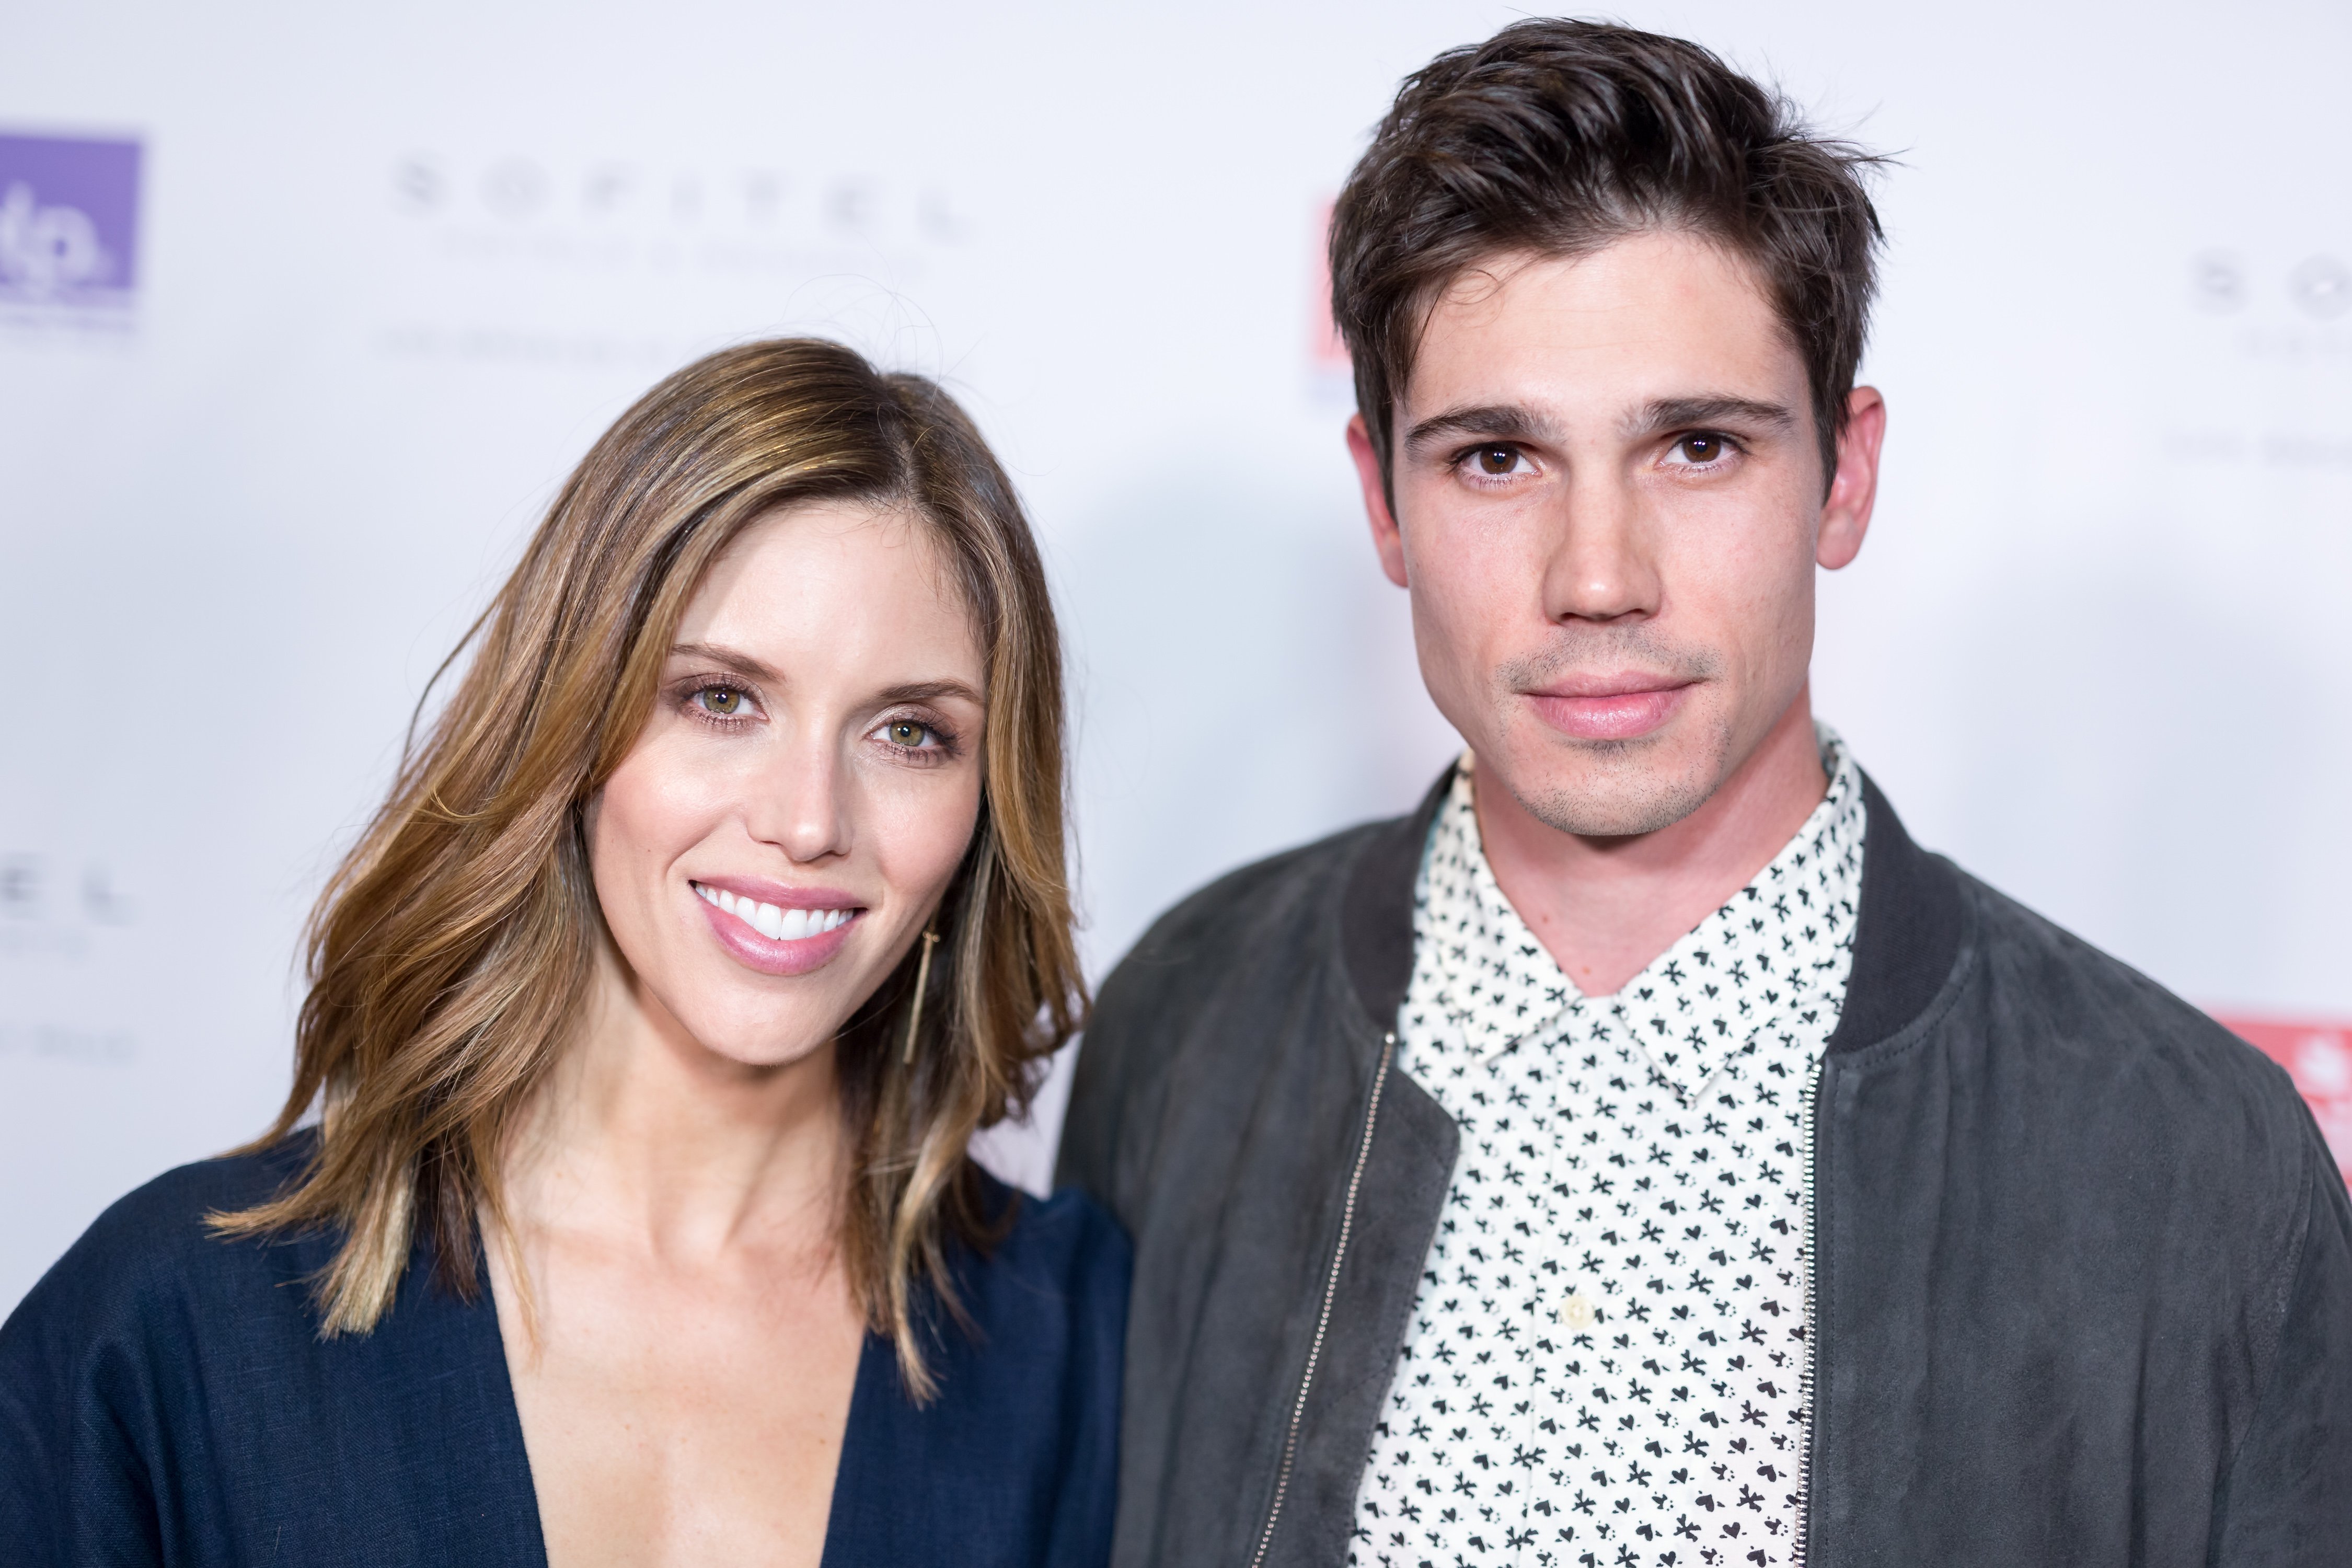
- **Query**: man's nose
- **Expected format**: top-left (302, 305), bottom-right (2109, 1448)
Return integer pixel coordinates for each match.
top-left (1539, 467), bottom-right (1662, 626)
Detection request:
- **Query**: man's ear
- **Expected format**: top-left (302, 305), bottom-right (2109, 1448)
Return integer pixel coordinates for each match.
top-left (1817, 386), bottom-right (1886, 571)
top-left (1348, 413), bottom-right (1411, 589)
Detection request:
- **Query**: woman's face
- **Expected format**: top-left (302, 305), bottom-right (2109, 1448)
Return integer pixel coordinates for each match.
top-left (587, 500), bottom-right (986, 1070)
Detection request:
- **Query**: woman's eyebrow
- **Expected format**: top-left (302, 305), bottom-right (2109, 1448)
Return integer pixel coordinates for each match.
top-left (670, 647), bottom-right (982, 708)
top-left (668, 641), bottom-right (782, 683)
top-left (879, 678), bottom-right (985, 708)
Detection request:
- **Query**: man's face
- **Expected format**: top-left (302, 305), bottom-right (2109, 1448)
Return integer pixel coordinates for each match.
top-left (1350, 229), bottom-right (1882, 838)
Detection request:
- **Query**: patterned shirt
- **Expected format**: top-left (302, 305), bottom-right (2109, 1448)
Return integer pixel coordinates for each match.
top-left (1350, 731), bottom-right (1866, 1568)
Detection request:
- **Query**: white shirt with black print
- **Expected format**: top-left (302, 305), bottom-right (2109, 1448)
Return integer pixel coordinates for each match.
top-left (1349, 730), bottom-right (1866, 1568)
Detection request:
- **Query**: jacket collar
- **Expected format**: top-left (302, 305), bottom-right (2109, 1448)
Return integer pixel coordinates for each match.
top-left (1340, 764), bottom-right (1963, 1058)
top-left (1824, 772), bottom-right (1965, 1055)
top-left (1340, 765), bottom-right (1456, 1037)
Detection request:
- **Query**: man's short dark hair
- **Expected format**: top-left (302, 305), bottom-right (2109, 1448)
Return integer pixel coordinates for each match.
top-left (1330, 19), bottom-right (1885, 494)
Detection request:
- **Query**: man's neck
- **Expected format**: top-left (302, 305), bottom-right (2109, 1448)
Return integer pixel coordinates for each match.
top-left (1473, 688), bottom-right (1830, 999)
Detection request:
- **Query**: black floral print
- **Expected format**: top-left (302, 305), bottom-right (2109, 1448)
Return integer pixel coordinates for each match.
top-left (1351, 733), bottom-right (1866, 1568)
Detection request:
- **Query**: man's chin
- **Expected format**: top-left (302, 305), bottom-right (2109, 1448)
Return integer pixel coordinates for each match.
top-left (1515, 775), bottom-right (1711, 839)
top-left (1484, 727), bottom-right (1728, 840)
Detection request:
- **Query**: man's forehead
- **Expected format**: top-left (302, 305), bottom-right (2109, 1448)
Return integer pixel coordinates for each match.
top-left (1402, 236), bottom-right (1804, 426)
top-left (1423, 232), bottom-right (1779, 321)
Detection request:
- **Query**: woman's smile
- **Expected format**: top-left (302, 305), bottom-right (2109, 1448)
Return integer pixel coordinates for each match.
top-left (689, 878), bottom-right (864, 977)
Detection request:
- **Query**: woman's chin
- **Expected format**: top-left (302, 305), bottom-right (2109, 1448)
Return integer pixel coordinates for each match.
top-left (681, 1019), bottom-right (839, 1075)
top-left (635, 975), bottom-right (846, 1076)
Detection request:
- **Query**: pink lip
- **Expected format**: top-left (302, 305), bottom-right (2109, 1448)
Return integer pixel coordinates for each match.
top-left (689, 878), bottom-right (865, 977)
top-left (1524, 673), bottom-right (1695, 742)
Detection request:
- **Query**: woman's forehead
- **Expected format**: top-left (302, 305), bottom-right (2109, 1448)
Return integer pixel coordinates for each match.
top-left (678, 501), bottom-right (983, 686)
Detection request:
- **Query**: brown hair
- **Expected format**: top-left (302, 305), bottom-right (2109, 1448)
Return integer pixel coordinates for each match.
top-left (1331, 18), bottom-right (1886, 495)
top-left (213, 338), bottom-right (1082, 1397)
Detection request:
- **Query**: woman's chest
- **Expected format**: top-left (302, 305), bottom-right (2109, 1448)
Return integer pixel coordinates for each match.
top-left (493, 1248), bottom-right (868, 1568)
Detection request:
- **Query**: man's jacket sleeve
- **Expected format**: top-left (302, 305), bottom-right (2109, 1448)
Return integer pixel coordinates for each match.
top-left (2212, 1122), bottom-right (2352, 1562)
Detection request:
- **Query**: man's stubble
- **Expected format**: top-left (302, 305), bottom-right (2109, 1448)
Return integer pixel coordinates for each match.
top-left (1486, 628), bottom-right (1736, 840)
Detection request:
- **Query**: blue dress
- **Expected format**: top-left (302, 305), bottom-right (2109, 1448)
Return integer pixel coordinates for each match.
top-left (0, 1134), bottom-right (1128, 1566)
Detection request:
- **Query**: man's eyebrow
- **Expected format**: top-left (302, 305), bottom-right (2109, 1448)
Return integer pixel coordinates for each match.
top-left (1630, 396), bottom-right (1798, 436)
top-left (1402, 403), bottom-right (1563, 453)
top-left (668, 642), bottom-right (781, 683)
top-left (1402, 397), bottom-right (1795, 454)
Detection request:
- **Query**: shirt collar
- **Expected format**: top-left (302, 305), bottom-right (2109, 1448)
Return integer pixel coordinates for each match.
top-left (1415, 728), bottom-right (1868, 1101)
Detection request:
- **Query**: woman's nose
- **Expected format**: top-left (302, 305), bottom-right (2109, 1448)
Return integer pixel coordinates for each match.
top-left (743, 737), bottom-right (854, 864)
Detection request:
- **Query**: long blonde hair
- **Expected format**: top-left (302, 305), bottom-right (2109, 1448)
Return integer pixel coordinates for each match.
top-left (213, 339), bottom-right (1083, 1396)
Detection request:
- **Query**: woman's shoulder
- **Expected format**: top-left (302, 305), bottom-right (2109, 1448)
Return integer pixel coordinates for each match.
top-left (925, 1165), bottom-right (1131, 1369)
top-left (3, 1135), bottom-right (322, 1347)
top-left (2, 1135), bottom-right (540, 1568)
top-left (965, 1166), bottom-right (1132, 1317)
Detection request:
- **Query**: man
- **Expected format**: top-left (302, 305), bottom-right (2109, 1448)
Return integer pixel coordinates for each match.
top-left (1059, 19), bottom-right (2351, 1568)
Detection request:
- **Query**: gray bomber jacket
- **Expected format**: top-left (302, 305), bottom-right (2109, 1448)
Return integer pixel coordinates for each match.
top-left (1058, 769), bottom-right (2352, 1566)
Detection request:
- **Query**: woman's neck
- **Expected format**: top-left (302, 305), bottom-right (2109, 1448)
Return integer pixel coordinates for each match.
top-left (502, 942), bottom-right (848, 1270)
top-left (482, 944), bottom-right (868, 1566)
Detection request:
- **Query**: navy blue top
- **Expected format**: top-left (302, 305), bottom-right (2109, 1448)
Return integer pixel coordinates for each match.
top-left (0, 1135), bottom-right (1128, 1567)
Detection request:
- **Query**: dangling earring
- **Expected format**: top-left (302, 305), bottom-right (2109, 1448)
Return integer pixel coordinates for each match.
top-left (902, 928), bottom-right (940, 1064)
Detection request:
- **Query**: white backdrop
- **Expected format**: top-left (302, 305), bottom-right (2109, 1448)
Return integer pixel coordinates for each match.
top-left (5, 0), bottom-right (2350, 1312)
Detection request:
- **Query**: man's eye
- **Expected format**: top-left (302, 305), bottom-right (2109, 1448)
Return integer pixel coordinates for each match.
top-left (1670, 434), bottom-right (1728, 465)
top-left (1474, 446), bottom-right (1521, 476)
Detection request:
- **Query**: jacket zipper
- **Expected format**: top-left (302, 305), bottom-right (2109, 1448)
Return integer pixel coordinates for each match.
top-left (1249, 1030), bottom-right (1395, 1568)
top-left (1794, 1060), bottom-right (1824, 1566)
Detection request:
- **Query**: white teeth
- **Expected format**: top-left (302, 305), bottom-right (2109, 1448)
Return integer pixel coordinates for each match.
top-left (694, 884), bottom-right (854, 942)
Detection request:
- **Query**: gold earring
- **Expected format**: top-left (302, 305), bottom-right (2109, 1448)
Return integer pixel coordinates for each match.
top-left (902, 928), bottom-right (940, 1064)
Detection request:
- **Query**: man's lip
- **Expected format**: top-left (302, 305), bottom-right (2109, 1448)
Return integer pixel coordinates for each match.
top-left (1521, 672), bottom-right (1696, 701)
top-left (687, 877), bottom-right (863, 911)
top-left (1523, 680), bottom-right (1694, 742)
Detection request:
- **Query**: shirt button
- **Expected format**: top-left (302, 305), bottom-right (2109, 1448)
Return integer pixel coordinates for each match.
top-left (1559, 1292), bottom-right (1596, 1330)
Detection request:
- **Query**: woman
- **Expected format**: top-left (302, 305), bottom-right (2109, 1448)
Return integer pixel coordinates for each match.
top-left (0, 340), bottom-right (1125, 1566)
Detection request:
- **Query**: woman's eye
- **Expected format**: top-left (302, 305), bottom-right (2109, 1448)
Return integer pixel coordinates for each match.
top-left (883, 719), bottom-right (933, 749)
top-left (695, 686), bottom-right (746, 716)
top-left (1669, 434), bottom-right (1730, 465)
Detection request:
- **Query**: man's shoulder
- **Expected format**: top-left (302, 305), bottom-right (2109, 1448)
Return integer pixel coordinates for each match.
top-left (1102, 815), bottom-right (1392, 992)
top-left (1060, 811), bottom-right (1415, 1200)
top-left (1951, 868), bottom-right (2320, 1178)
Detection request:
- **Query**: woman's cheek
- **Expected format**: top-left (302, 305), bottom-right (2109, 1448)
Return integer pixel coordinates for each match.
top-left (872, 769), bottom-right (984, 906)
top-left (616, 733), bottom-right (734, 847)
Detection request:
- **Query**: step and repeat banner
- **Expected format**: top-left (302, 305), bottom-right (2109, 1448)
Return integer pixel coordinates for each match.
top-left (4, 0), bottom-right (2348, 1307)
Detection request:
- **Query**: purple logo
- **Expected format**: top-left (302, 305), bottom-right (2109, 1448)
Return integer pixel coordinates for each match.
top-left (0, 133), bottom-right (142, 308)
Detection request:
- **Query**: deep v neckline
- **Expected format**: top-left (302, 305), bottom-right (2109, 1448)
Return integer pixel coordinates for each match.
top-left (470, 1225), bottom-right (889, 1568)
